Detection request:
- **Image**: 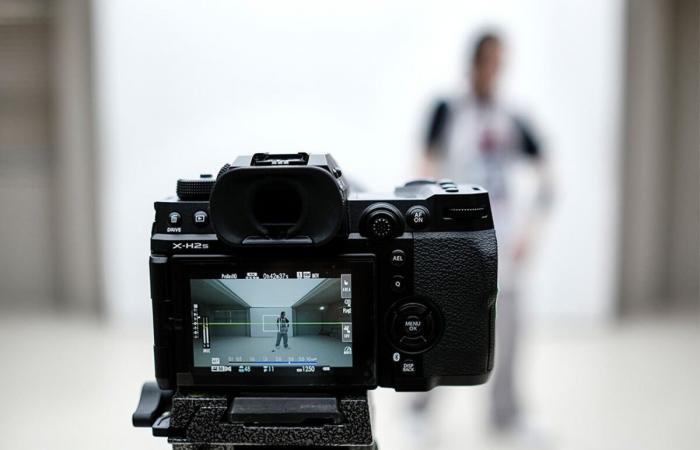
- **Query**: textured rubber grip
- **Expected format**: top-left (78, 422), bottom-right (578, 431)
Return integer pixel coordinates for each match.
top-left (413, 230), bottom-right (498, 377)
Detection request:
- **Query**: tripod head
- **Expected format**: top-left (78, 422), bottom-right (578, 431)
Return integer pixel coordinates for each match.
top-left (133, 382), bottom-right (377, 449)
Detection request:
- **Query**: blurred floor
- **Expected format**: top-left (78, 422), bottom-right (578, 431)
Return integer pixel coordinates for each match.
top-left (0, 313), bottom-right (697, 450)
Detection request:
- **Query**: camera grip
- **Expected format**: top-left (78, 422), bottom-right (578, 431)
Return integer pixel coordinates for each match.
top-left (414, 230), bottom-right (498, 380)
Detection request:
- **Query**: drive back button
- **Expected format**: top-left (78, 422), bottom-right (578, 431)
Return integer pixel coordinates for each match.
top-left (401, 359), bottom-right (416, 374)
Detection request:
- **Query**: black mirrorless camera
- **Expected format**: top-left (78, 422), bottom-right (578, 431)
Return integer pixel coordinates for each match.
top-left (149, 153), bottom-right (497, 393)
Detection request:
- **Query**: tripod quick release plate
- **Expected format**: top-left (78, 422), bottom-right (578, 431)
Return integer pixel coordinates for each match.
top-left (133, 382), bottom-right (377, 449)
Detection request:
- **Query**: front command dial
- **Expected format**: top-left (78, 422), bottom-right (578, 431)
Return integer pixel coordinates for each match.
top-left (359, 203), bottom-right (405, 239)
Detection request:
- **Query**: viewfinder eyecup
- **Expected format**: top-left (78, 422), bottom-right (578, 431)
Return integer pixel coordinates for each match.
top-left (210, 162), bottom-right (346, 247)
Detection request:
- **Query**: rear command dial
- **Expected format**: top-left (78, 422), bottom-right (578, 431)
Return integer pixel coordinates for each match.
top-left (359, 203), bottom-right (405, 240)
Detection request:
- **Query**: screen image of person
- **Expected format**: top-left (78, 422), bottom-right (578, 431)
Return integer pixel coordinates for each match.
top-left (273, 311), bottom-right (290, 351)
top-left (191, 277), bottom-right (352, 368)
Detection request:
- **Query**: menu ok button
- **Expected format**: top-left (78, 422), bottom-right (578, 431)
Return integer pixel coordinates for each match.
top-left (403, 315), bottom-right (423, 336)
top-left (389, 301), bottom-right (437, 353)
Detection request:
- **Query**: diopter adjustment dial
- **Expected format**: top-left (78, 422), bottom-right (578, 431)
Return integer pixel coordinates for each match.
top-left (359, 203), bottom-right (405, 240)
top-left (176, 174), bottom-right (216, 201)
top-left (216, 163), bottom-right (231, 179)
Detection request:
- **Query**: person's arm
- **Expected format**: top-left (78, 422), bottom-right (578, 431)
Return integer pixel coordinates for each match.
top-left (511, 117), bottom-right (555, 262)
top-left (512, 158), bottom-right (555, 261)
top-left (419, 100), bottom-right (449, 178)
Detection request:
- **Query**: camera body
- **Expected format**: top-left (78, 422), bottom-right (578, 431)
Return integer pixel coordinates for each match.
top-left (149, 153), bottom-right (497, 392)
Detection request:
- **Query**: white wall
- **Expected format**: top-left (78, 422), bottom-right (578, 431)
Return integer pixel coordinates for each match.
top-left (94, 0), bottom-right (624, 324)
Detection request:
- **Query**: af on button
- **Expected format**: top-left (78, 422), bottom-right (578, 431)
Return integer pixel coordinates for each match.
top-left (406, 205), bottom-right (430, 230)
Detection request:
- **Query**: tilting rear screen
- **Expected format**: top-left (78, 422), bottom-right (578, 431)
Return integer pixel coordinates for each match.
top-left (191, 273), bottom-right (353, 375)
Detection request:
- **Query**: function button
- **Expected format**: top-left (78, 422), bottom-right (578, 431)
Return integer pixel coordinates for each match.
top-left (390, 249), bottom-right (406, 267)
top-left (168, 212), bottom-right (182, 226)
top-left (193, 210), bottom-right (209, 227)
top-left (437, 179), bottom-right (459, 192)
top-left (406, 205), bottom-right (430, 230)
top-left (391, 275), bottom-right (406, 293)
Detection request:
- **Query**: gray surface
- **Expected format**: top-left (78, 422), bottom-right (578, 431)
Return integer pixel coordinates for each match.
top-left (619, 0), bottom-right (700, 315)
top-left (0, 313), bottom-right (698, 450)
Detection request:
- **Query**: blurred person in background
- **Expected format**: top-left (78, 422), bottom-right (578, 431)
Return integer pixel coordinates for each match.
top-left (415, 32), bottom-right (554, 441)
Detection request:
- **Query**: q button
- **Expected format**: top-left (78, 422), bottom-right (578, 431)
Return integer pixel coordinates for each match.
top-left (391, 275), bottom-right (406, 293)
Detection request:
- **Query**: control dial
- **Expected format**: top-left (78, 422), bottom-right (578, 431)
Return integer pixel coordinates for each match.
top-left (176, 174), bottom-right (216, 201)
top-left (359, 203), bottom-right (405, 240)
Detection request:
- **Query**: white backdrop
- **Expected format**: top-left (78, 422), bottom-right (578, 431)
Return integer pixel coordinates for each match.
top-left (94, 0), bottom-right (624, 324)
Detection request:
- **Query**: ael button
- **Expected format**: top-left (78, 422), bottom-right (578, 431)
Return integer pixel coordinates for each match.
top-left (168, 212), bottom-right (182, 226)
top-left (193, 210), bottom-right (208, 227)
top-left (391, 249), bottom-right (406, 267)
top-left (406, 206), bottom-right (430, 230)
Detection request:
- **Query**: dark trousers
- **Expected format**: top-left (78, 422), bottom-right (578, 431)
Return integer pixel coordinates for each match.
top-left (275, 332), bottom-right (288, 348)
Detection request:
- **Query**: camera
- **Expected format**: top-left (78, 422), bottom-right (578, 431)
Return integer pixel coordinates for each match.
top-left (149, 152), bottom-right (497, 392)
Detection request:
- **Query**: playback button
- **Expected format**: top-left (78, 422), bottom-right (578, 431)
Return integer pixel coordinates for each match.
top-left (193, 210), bottom-right (209, 227)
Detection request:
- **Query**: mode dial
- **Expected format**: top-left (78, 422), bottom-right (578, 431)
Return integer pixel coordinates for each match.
top-left (359, 203), bottom-right (405, 240)
top-left (176, 174), bottom-right (216, 201)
